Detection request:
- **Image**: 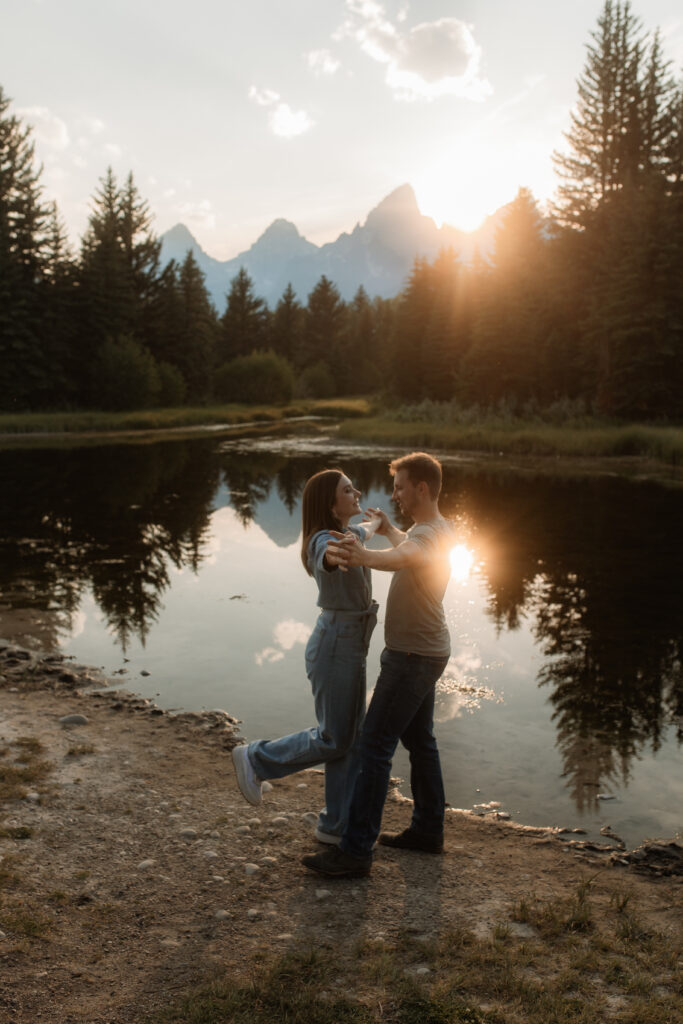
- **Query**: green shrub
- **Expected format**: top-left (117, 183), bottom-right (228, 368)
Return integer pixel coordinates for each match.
top-left (91, 335), bottom-right (160, 411)
top-left (157, 361), bottom-right (187, 406)
top-left (214, 349), bottom-right (295, 404)
top-left (296, 360), bottom-right (336, 399)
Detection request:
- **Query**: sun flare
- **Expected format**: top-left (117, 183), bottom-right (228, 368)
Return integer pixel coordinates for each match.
top-left (449, 544), bottom-right (475, 583)
top-left (413, 137), bottom-right (522, 233)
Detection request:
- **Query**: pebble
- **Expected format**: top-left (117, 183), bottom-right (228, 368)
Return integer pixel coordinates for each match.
top-left (137, 859), bottom-right (155, 870)
top-left (271, 816), bottom-right (288, 827)
top-left (235, 825), bottom-right (251, 835)
top-left (597, 794), bottom-right (616, 801)
top-left (315, 889), bottom-right (332, 900)
top-left (215, 909), bottom-right (230, 921)
top-left (179, 828), bottom-right (198, 839)
top-left (204, 850), bottom-right (219, 860)
top-left (415, 967), bottom-right (431, 976)
top-left (209, 830), bottom-right (220, 839)
top-left (247, 908), bottom-right (260, 920)
top-left (59, 714), bottom-right (89, 727)
top-left (245, 863), bottom-right (260, 875)
top-left (262, 781), bottom-right (273, 793)
top-left (212, 875), bottom-right (225, 882)
top-left (0, 931), bottom-right (5, 939)
top-left (247, 818), bottom-right (261, 826)
top-left (297, 783), bottom-right (308, 789)
top-left (261, 856), bottom-right (277, 867)
top-left (140, 670), bottom-right (151, 676)
top-left (276, 933), bottom-right (293, 941)
top-left (302, 812), bottom-right (318, 826)
top-left (508, 922), bottom-right (537, 939)
top-left (25, 792), bottom-right (40, 803)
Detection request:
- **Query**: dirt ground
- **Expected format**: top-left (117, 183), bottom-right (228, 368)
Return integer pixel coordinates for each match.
top-left (0, 642), bottom-right (681, 1024)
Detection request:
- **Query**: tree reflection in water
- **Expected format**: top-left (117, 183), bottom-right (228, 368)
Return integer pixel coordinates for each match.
top-left (441, 470), bottom-right (683, 810)
top-left (1, 439), bottom-right (681, 811)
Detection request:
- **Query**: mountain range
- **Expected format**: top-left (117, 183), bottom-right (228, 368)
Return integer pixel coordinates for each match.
top-left (159, 184), bottom-right (504, 311)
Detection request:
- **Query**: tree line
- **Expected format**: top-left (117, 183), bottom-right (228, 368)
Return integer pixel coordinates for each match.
top-left (1, 1), bottom-right (681, 419)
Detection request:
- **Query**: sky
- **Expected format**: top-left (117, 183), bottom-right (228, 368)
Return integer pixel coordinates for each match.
top-left (3, 0), bottom-right (682, 259)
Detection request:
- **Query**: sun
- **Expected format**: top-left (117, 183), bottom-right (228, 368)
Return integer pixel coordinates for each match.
top-left (413, 138), bottom-right (518, 233)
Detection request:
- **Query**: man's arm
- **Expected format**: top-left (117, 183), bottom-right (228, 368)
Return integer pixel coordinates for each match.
top-left (326, 535), bottom-right (427, 572)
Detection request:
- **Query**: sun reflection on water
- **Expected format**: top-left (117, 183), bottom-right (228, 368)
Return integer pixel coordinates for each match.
top-left (449, 543), bottom-right (475, 583)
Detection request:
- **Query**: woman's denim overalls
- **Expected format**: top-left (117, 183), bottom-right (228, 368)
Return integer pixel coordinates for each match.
top-left (247, 526), bottom-right (378, 837)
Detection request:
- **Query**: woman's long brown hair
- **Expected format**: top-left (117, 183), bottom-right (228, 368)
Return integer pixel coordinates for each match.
top-left (300, 468), bottom-right (344, 575)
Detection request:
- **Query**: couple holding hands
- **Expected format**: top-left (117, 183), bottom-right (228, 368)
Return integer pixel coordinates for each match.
top-left (232, 451), bottom-right (454, 878)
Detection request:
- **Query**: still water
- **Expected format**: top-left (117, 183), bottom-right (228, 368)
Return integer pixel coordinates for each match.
top-left (1, 429), bottom-right (682, 849)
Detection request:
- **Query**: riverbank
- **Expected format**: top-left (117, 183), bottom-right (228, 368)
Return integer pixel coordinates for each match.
top-left (1, 643), bottom-right (681, 1024)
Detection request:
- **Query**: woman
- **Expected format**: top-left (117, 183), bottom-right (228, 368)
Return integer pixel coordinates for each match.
top-left (232, 468), bottom-right (381, 844)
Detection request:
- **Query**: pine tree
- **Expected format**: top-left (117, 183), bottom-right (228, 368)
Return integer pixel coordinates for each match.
top-left (0, 86), bottom-right (51, 409)
top-left (219, 267), bottom-right (269, 362)
top-left (299, 275), bottom-right (346, 373)
top-left (270, 283), bottom-right (303, 365)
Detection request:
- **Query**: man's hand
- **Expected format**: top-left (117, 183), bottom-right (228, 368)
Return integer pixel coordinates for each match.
top-left (326, 532), bottom-right (367, 569)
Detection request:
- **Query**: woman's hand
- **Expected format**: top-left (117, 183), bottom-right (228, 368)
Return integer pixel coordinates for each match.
top-left (362, 507), bottom-right (390, 537)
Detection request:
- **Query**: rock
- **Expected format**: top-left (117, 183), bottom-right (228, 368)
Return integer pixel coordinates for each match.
top-left (508, 922), bottom-right (537, 939)
top-left (271, 816), bottom-right (288, 827)
top-left (179, 828), bottom-right (198, 840)
top-left (245, 863), bottom-right (260, 875)
top-left (59, 714), bottom-right (89, 726)
top-left (204, 850), bottom-right (219, 860)
top-left (247, 818), bottom-right (261, 827)
top-left (215, 909), bottom-right (230, 921)
top-left (415, 966), bottom-right (431, 976)
top-left (315, 889), bottom-right (332, 900)
top-left (297, 783), bottom-right (308, 789)
top-left (262, 781), bottom-right (273, 793)
top-left (301, 812), bottom-right (318, 826)
top-left (261, 856), bottom-right (277, 867)
top-left (235, 825), bottom-right (251, 835)
top-left (247, 908), bottom-right (260, 920)
top-left (25, 792), bottom-right (40, 803)
top-left (276, 933), bottom-right (293, 940)
top-left (209, 830), bottom-right (220, 839)
top-left (137, 859), bottom-right (156, 870)
top-left (140, 670), bottom-right (151, 676)
top-left (597, 793), bottom-right (616, 801)
top-left (211, 875), bottom-right (225, 882)
top-left (0, 931), bottom-right (6, 939)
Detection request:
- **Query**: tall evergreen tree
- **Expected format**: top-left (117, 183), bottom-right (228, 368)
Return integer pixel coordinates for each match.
top-left (219, 267), bottom-right (269, 363)
top-left (0, 87), bottom-right (51, 409)
top-left (299, 275), bottom-right (346, 372)
top-left (269, 283), bottom-right (303, 365)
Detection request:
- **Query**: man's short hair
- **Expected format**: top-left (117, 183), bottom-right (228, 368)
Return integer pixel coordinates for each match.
top-left (389, 451), bottom-right (442, 500)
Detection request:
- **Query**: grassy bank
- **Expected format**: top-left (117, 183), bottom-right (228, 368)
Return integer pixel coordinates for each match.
top-left (152, 879), bottom-right (681, 1024)
top-left (0, 398), bottom-right (372, 436)
top-left (338, 414), bottom-right (683, 465)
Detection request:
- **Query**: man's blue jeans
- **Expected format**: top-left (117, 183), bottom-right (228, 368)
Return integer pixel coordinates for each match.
top-left (341, 647), bottom-right (449, 859)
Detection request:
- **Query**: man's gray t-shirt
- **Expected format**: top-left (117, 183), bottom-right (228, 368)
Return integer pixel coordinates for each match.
top-left (385, 516), bottom-right (455, 658)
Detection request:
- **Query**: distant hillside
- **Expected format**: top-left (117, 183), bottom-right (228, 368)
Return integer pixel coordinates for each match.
top-left (160, 184), bottom-right (504, 311)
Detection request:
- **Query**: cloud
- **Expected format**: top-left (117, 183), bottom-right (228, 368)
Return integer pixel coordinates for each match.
top-left (307, 48), bottom-right (341, 76)
top-left (17, 106), bottom-right (69, 149)
top-left (341, 0), bottom-right (491, 101)
top-left (176, 198), bottom-right (215, 230)
top-left (249, 86), bottom-right (280, 107)
top-left (104, 142), bottom-right (122, 158)
top-left (249, 86), bottom-right (315, 139)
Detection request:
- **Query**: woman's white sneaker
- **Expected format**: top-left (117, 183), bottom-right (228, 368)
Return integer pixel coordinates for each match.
top-left (232, 745), bottom-right (263, 805)
top-left (314, 827), bottom-right (342, 845)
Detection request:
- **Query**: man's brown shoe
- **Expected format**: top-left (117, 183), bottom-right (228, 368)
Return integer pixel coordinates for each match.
top-left (378, 828), bottom-right (443, 854)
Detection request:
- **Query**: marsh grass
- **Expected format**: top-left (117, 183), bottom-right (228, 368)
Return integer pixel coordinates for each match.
top-left (339, 413), bottom-right (683, 466)
top-left (0, 398), bottom-right (372, 437)
top-left (152, 881), bottom-right (682, 1024)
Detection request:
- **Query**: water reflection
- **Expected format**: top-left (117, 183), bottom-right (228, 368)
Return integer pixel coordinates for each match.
top-left (1, 437), bottom-right (682, 831)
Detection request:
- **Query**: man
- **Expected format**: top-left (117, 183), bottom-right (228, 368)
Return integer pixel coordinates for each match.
top-left (302, 451), bottom-right (454, 878)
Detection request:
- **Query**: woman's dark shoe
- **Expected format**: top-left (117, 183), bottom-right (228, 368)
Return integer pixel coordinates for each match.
top-left (301, 846), bottom-right (372, 878)
top-left (378, 828), bottom-right (444, 854)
